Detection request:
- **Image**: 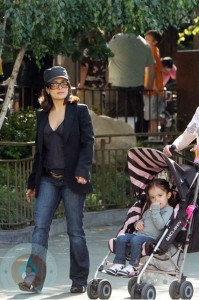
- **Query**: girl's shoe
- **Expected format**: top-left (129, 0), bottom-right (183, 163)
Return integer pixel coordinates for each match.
top-left (117, 264), bottom-right (139, 277)
top-left (106, 263), bottom-right (124, 276)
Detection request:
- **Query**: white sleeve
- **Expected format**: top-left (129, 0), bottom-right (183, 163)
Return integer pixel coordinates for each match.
top-left (173, 131), bottom-right (196, 151)
top-left (185, 107), bottom-right (199, 137)
top-left (173, 107), bottom-right (199, 150)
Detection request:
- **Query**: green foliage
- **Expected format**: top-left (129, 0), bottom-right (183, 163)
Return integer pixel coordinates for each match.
top-left (86, 153), bottom-right (133, 211)
top-left (1, 0), bottom-right (198, 63)
top-left (0, 108), bottom-right (36, 158)
top-left (0, 185), bottom-right (16, 226)
top-left (178, 16), bottom-right (199, 45)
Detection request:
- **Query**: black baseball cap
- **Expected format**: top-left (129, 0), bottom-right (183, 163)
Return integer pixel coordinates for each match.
top-left (43, 66), bottom-right (69, 83)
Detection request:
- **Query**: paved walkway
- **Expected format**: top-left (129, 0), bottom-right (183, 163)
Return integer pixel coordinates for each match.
top-left (0, 224), bottom-right (199, 299)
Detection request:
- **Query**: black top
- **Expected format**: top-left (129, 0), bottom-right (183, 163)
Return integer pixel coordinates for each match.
top-left (43, 120), bottom-right (65, 174)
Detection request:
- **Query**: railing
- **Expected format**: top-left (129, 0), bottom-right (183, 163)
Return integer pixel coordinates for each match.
top-left (0, 84), bottom-right (177, 134)
top-left (0, 133), bottom-right (183, 229)
top-left (76, 87), bottom-right (177, 134)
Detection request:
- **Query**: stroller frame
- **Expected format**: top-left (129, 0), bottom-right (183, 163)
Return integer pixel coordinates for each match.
top-left (87, 148), bottom-right (199, 300)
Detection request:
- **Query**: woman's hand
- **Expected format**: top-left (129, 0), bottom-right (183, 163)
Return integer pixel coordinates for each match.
top-left (190, 145), bottom-right (199, 155)
top-left (163, 145), bottom-right (179, 157)
top-left (135, 220), bottom-right (144, 231)
top-left (76, 176), bottom-right (87, 184)
top-left (25, 189), bottom-right (36, 203)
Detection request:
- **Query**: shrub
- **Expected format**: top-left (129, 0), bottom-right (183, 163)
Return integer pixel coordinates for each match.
top-left (0, 108), bottom-right (36, 159)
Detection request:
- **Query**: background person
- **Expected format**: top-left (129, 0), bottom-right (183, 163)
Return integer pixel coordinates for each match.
top-left (144, 30), bottom-right (164, 139)
top-left (106, 179), bottom-right (173, 277)
top-left (18, 66), bottom-right (94, 294)
top-left (108, 29), bottom-right (155, 133)
top-left (161, 56), bottom-right (177, 89)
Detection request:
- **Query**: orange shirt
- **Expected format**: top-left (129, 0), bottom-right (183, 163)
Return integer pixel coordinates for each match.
top-left (145, 46), bottom-right (163, 95)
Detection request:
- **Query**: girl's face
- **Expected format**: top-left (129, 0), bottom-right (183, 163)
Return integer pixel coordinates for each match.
top-left (148, 186), bottom-right (171, 209)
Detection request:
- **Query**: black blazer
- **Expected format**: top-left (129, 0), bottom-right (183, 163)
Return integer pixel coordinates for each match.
top-left (28, 102), bottom-right (94, 196)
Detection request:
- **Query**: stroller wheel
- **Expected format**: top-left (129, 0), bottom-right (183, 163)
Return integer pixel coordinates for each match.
top-left (97, 279), bottom-right (112, 299)
top-left (169, 280), bottom-right (180, 299)
top-left (179, 281), bottom-right (193, 300)
top-left (128, 277), bottom-right (138, 295)
top-left (130, 282), bottom-right (142, 299)
top-left (87, 279), bottom-right (99, 299)
top-left (141, 283), bottom-right (156, 299)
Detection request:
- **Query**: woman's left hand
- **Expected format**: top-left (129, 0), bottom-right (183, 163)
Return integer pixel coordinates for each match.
top-left (76, 176), bottom-right (87, 184)
top-left (190, 145), bottom-right (199, 154)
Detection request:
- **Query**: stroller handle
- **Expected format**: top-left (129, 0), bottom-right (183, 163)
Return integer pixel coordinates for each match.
top-left (169, 144), bottom-right (198, 167)
top-left (169, 144), bottom-right (178, 155)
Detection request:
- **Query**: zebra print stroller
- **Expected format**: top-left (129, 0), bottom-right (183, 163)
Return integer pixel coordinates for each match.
top-left (87, 147), bottom-right (199, 300)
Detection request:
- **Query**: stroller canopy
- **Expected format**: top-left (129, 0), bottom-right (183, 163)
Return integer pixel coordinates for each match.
top-left (127, 147), bottom-right (196, 201)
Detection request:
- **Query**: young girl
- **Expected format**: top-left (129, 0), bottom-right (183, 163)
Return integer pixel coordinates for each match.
top-left (107, 178), bottom-right (173, 277)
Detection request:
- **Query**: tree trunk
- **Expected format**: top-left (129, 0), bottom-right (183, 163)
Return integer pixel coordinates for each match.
top-left (0, 47), bottom-right (26, 130)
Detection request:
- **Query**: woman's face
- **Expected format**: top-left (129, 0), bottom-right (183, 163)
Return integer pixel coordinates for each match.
top-left (46, 77), bottom-right (69, 100)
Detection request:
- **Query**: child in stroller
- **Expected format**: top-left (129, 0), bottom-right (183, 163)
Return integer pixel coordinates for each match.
top-left (106, 178), bottom-right (173, 277)
top-left (87, 147), bottom-right (199, 300)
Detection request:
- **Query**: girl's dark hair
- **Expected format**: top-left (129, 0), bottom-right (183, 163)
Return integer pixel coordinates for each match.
top-left (146, 178), bottom-right (171, 195)
top-left (38, 81), bottom-right (79, 112)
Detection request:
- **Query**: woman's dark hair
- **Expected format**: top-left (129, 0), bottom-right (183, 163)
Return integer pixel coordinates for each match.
top-left (38, 81), bottom-right (79, 112)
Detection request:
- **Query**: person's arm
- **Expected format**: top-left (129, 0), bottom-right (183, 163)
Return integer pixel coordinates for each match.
top-left (144, 64), bottom-right (155, 89)
top-left (151, 205), bottom-right (173, 230)
top-left (78, 65), bottom-right (88, 89)
top-left (163, 107), bottom-right (199, 156)
top-left (103, 65), bottom-right (109, 90)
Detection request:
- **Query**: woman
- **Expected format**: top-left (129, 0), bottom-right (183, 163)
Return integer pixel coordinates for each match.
top-left (163, 106), bottom-right (199, 157)
top-left (18, 66), bottom-right (94, 294)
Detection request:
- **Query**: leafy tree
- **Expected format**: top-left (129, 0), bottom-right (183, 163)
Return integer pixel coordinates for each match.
top-left (0, 0), bottom-right (198, 130)
top-left (178, 16), bottom-right (199, 44)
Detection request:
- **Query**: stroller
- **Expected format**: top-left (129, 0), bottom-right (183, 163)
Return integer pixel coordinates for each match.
top-left (87, 147), bottom-right (199, 300)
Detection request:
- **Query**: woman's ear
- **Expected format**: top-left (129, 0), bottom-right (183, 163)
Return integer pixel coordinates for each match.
top-left (45, 87), bottom-right (50, 94)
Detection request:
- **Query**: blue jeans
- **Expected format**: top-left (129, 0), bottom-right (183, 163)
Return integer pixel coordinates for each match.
top-left (113, 233), bottom-right (155, 267)
top-left (26, 176), bottom-right (89, 289)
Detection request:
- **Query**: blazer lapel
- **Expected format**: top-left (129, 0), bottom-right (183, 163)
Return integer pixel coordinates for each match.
top-left (37, 111), bottom-right (48, 151)
top-left (63, 103), bottom-right (76, 144)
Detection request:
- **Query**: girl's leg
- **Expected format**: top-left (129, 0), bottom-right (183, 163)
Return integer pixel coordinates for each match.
top-left (113, 234), bottom-right (132, 265)
top-left (130, 235), bottom-right (155, 267)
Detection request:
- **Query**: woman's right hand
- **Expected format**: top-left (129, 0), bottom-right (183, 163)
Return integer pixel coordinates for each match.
top-left (163, 145), bottom-right (179, 157)
top-left (25, 189), bottom-right (36, 203)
